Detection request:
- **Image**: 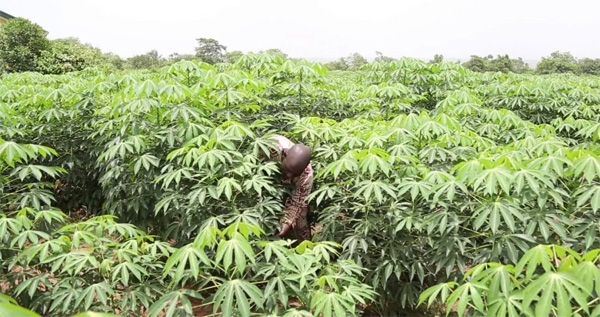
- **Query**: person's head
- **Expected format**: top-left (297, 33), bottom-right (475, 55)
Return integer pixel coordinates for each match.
top-left (281, 144), bottom-right (311, 179)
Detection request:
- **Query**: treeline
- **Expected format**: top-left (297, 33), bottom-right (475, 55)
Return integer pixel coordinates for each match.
top-left (324, 52), bottom-right (600, 76)
top-left (2, 17), bottom-right (600, 76)
top-left (0, 18), bottom-right (261, 74)
top-left (461, 52), bottom-right (600, 75)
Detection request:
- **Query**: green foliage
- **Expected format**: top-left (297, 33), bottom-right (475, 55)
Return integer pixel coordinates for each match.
top-left (125, 50), bottom-right (164, 69)
top-left (225, 50), bottom-right (244, 63)
top-left (3, 52), bottom-right (600, 316)
top-left (578, 58), bottom-right (600, 76)
top-left (0, 18), bottom-right (50, 72)
top-left (259, 48), bottom-right (289, 59)
top-left (537, 51), bottom-right (580, 74)
top-left (463, 54), bottom-right (530, 73)
top-left (419, 245), bottom-right (600, 317)
top-left (36, 38), bottom-right (108, 74)
top-left (195, 38), bottom-right (227, 64)
top-left (430, 54), bottom-right (444, 64)
top-left (324, 58), bottom-right (349, 71)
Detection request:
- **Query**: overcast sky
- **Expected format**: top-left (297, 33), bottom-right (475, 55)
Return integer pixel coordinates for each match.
top-left (2, 0), bottom-right (600, 62)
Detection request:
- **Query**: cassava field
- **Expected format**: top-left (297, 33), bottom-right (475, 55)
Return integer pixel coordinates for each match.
top-left (2, 54), bottom-right (600, 316)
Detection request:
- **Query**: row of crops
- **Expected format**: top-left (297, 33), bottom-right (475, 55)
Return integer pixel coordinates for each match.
top-left (2, 54), bottom-right (600, 316)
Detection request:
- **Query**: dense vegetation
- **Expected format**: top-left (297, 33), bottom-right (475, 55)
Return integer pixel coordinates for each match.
top-left (2, 53), bottom-right (600, 316)
top-left (4, 17), bottom-right (600, 77)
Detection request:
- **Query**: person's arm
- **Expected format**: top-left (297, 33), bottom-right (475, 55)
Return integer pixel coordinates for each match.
top-left (277, 166), bottom-right (313, 237)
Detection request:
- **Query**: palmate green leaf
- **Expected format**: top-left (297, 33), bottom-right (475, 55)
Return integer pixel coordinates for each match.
top-left (148, 289), bottom-right (203, 317)
top-left (18, 187), bottom-right (56, 210)
top-left (522, 271), bottom-right (591, 317)
top-left (163, 243), bottom-right (211, 283)
top-left (357, 149), bottom-right (392, 176)
top-left (317, 152), bottom-right (358, 179)
top-left (575, 185), bottom-right (600, 212)
top-left (262, 240), bottom-right (292, 264)
top-left (514, 245), bottom-right (554, 279)
top-left (306, 183), bottom-right (339, 206)
top-left (18, 238), bottom-right (67, 264)
top-left (215, 232), bottom-right (255, 275)
top-left (0, 141), bottom-right (35, 167)
top-left (71, 230), bottom-right (98, 248)
top-left (75, 282), bottom-right (115, 311)
top-left (194, 225), bottom-right (220, 249)
top-left (445, 282), bottom-right (487, 316)
top-left (310, 241), bottom-right (341, 263)
top-left (341, 284), bottom-right (376, 306)
top-left (263, 276), bottom-right (290, 310)
top-left (13, 274), bottom-right (51, 299)
top-left (472, 199), bottom-right (524, 234)
top-left (0, 215), bottom-right (24, 237)
top-left (33, 208), bottom-right (66, 226)
top-left (466, 263), bottom-right (514, 299)
top-left (194, 149), bottom-right (237, 169)
top-left (453, 158), bottom-right (484, 183)
top-left (156, 167), bottom-right (194, 189)
top-left (418, 281), bottom-right (456, 309)
top-left (472, 166), bottom-right (513, 196)
top-left (396, 179), bottom-right (431, 202)
top-left (14, 164), bottom-right (66, 181)
top-left (217, 177), bottom-right (242, 200)
top-left (311, 290), bottom-right (355, 317)
top-left (221, 120), bottom-right (255, 139)
top-left (107, 223), bottom-right (144, 238)
top-left (111, 261), bottom-right (148, 286)
top-left (213, 279), bottom-right (264, 317)
top-left (572, 154), bottom-right (600, 183)
top-left (242, 174), bottom-right (272, 196)
top-left (282, 253), bottom-right (319, 289)
top-left (132, 80), bottom-right (159, 98)
top-left (512, 168), bottom-right (554, 195)
top-left (49, 282), bottom-right (80, 313)
top-left (10, 230), bottom-right (50, 248)
top-left (132, 154), bottom-right (160, 174)
top-left (353, 180), bottom-right (396, 203)
top-left (143, 240), bottom-right (175, 258)
top-left (572, 260), bottom-right (600, 297)
top-left (222, 222), bottom-right (264, 239)
top-left (431, 179), bottom-right (468, 202)
top-left (486, 293), bottom-right (523, 317)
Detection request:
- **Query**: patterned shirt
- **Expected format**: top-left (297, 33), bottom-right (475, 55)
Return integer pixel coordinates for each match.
top-left (269, 135), bottom-right (314, 227)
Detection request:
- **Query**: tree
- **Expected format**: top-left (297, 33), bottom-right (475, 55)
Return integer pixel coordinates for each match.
top-left (374, 51), bottom-right (395, 63)
top-left (578, 58), bottom-right (600, 76)
top-left (347, 52), bottom-right (368, 70)
top-left (536, 51), bottom-right (579, 74)
top-left (36, 37), bottom-right (106, 74)
top-left (324, 58), bottom-right (349, 71)
top-left (195, 38), bottom-right (226, 64)
top-left (100, 52), bottom-right (125, 70)
top-left (511, 57), bottom-right (530, 74)
top-left (167, 52), bottom-right (196, 63)
top-left (489, 54), bottom-right (515, 73)
top-left (430, 54), bottom-right (444, 64)
top-left (463, 55), bottom-right (491, 72)
top-left (463, 54), bottom-right (530, 74)
top-left (126, 50), bottom-right (164, 69)
top-left (225, 50), bottom-right (244, 63)
top-left (0, 17), bottom-right (50, 72)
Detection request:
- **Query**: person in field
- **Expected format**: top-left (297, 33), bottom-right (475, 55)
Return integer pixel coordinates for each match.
top-left (268, 135), bottom-right (313, 241)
